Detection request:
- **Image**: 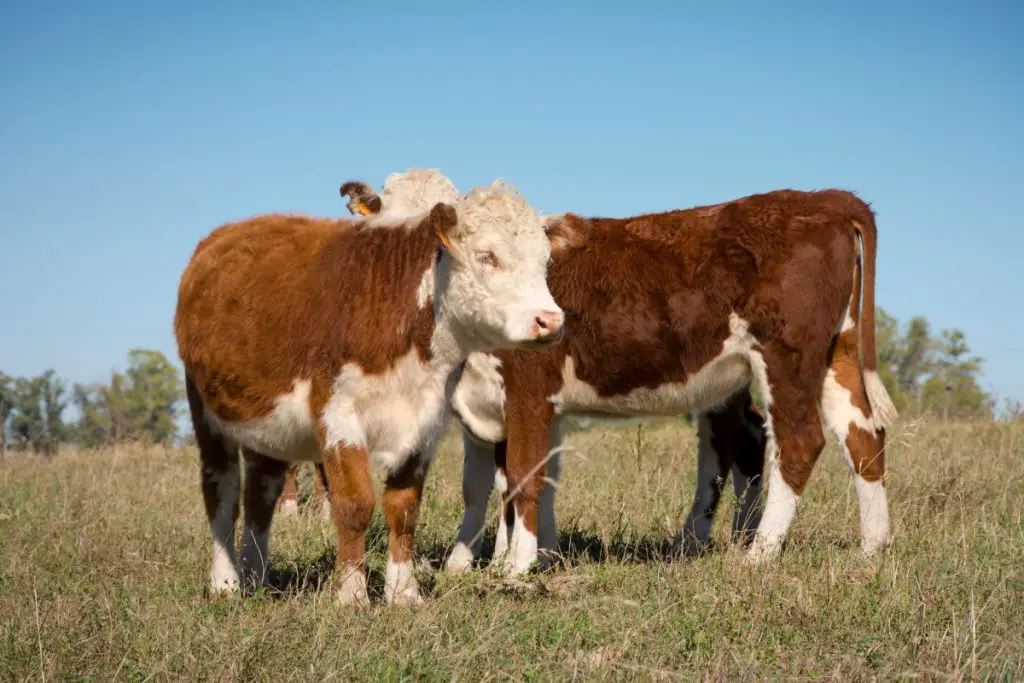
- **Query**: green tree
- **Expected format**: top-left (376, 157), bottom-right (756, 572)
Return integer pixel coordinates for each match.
top-left (921, 329), bottom-right (992, 419)
top-left (9, 377), bottom-right (43, 452)
top-left (874, 308), bottom-right (909, 411)
top-left (123, 349), bottom-right (184, 445)
top-left (72, 377), bottom-right (130, 448)
top-left (896, 316), bottom-right (934, 409)
top-left (72, 351), bottom-right (184, 448)
top-left (0, 372), bottom-right (13, 451)
top-left (38, 369), bottom-right (68, 453)
top-left (7, 371), bottom-right (66, 454)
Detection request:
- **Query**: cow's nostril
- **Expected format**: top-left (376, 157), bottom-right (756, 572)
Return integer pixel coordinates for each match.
top-left (534, 311), bottom-right (563, 338)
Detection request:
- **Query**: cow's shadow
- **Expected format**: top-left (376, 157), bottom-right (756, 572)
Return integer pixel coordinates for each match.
top-left (254, 516), bottom-right (732, 601)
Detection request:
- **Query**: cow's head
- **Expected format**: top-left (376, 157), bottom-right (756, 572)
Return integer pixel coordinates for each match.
top-left (341, 169), bottom-right (564, 349)
top-left (443, 180), bottom-right (564, 348)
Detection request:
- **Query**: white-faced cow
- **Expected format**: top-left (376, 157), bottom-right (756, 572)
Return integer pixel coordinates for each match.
top-left (340, 174), bottom-right (899, 577)
top-left (174, 169), bottom-right (565, 607)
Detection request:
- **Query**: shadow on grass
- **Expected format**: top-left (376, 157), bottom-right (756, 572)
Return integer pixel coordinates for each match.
top-left (250, 512), bottom-right (742, 602)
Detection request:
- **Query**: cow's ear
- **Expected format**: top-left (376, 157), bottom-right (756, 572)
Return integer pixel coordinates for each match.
top-left (339, 181), bottom-right (383, 216)
top-left (426, 202), bottom-right (459, 254)
top-left (544, 214), bottom-right (588, 256)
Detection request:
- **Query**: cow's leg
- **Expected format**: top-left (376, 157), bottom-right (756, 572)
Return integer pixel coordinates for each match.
top-left (320, 444), bottom-right (375, 607)
top-left (746, 344), bottom-right (828, 564)
top-left (729, 409), bottom-right (767, 546)
top-left (500, 398), bottom-right (555, 576)
top-left (382, 455), bottom-right (430, 606)
top-left (277, 465), bottom-right (300, 517)
top-left (239, 449), bottom-right (289, 590)
top-left (821, 313), bottom-right (892, 556)
top-left (445, 431), bottom-right (497, 574)
top-left (726, 391), bottom-right (768, 546)
top-left (675, 410), bottom-right (731, 558)
top-left (186, 379), bottom-right (241, 594)
top-left (676, 388), bottom-right (767, 557)
top-left (314, 463), bottom-right (332, 521)
top-left (536, 430), bottom-right (563, 570)
top-left (492, 440), bottom-right (513, 562)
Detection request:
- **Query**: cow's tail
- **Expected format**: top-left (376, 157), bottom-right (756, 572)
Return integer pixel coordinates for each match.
top-left (850, 206), bottom-right (899, 431)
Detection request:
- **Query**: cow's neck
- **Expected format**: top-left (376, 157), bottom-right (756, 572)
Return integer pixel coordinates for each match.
top-left (419, 251), bottom-right (475, 396)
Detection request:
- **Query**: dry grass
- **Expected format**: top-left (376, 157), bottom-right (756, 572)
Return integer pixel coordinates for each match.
top-left (1, 416), bottom-right (1023, 681)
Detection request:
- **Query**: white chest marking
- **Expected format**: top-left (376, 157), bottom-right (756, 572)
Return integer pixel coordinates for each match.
top-left (322, 348), bottom-right (449, 476)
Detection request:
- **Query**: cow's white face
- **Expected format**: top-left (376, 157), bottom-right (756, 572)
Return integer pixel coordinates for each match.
top-left (441, 181), bottom-right (564, 349)
top-left (344, 168), bottom-right (564, 349)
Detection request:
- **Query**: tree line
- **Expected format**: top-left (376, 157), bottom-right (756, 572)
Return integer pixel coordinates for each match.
top-left (0, 308), bottom-right (1004, 455)
top-left (1, 349), bottom-right (184, 454)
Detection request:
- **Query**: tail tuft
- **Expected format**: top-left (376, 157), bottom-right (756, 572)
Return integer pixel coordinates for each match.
top-left (864, 369), bottom-right (898, 431)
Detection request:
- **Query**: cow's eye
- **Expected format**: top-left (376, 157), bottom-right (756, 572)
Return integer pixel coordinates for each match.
top-left (476, 251), bottom-right (499, 269)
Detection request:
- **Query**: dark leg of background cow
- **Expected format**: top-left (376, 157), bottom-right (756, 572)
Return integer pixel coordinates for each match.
top-left (675, 386), bottom-right (767, 557)
top-left (727, 393), bottom-right (768, 546)
top-left (445, 432), bottom-right (498, 573)
top-left (239, 449), bottom-right (289, 590)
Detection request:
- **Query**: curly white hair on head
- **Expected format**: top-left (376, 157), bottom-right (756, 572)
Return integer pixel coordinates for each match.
top-left (378, 168), bottom-right (462, 218)
top-left (453, 179), bottom-right (544, 240)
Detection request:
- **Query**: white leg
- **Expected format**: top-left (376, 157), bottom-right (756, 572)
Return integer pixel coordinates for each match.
top-left (208, 462), bottom-right (241, 593)
top-left (336, 564), bottom-right (370, 608)
top-left (820, 369), bottom-right (892, 556)
top-left (445, 433), bottom-right (497, 574)
top-left (745, 434), bottom-right (799, 564)
top-left (675, 412), bottom-right (723, 557)
top-left (501, 504), bottom-right (539, 576)
top-left (492, 466), bottom-right (511, 561)
top-left (385, 558), bottom-right (423, 607)
top-left (855, 477), bottom-right (890, 556)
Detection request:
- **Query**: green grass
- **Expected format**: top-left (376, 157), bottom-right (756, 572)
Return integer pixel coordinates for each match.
top-left (2, 417), bottom-right (1023, 681)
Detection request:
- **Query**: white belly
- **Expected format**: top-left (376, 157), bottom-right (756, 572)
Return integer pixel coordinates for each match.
top-left (205, 350), bottom-right (449, 476)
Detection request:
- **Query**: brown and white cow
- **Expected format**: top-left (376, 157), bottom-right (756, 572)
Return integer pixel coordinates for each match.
top-left (341, 175), bottom-right (898, 576)
top-left (174, 169), bottom-right (565, 607)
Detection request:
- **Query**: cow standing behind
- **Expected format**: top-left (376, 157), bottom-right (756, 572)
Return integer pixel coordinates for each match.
top-left (174, 170), bottom-right (565, 606)
top-left (341, 175), bottom-right (898, 577)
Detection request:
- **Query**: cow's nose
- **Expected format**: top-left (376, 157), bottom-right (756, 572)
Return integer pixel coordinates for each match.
top-left (534, 310), bottom-right (565, 341)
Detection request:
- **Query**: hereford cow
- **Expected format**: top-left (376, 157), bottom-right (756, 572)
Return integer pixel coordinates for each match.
top-left (341, 176), bottom-right (898, 577)
top-left (174, 169), bottom-right (565, 607)
top-left (274, 173), bottom-right (467, 524)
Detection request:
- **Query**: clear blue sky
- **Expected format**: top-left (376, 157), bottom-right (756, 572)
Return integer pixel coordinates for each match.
top-left (1, 1), bottom-right (1022, 410)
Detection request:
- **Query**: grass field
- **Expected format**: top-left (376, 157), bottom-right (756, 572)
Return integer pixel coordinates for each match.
top-left (2, 416), bottom-right (1023, 681)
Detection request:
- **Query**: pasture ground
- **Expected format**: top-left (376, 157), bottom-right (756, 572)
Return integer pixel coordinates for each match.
top-left (2, 417), bottom-right (1022, 681)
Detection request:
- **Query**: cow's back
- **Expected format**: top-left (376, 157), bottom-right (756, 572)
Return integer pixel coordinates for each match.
top-left (174, 215), bottom-right (344, 422)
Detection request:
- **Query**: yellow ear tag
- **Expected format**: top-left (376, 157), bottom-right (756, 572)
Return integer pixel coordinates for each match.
top-left (357, 202), bottom-right (373, 216)
top-left (436, 229), bottom-right (453, 252)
